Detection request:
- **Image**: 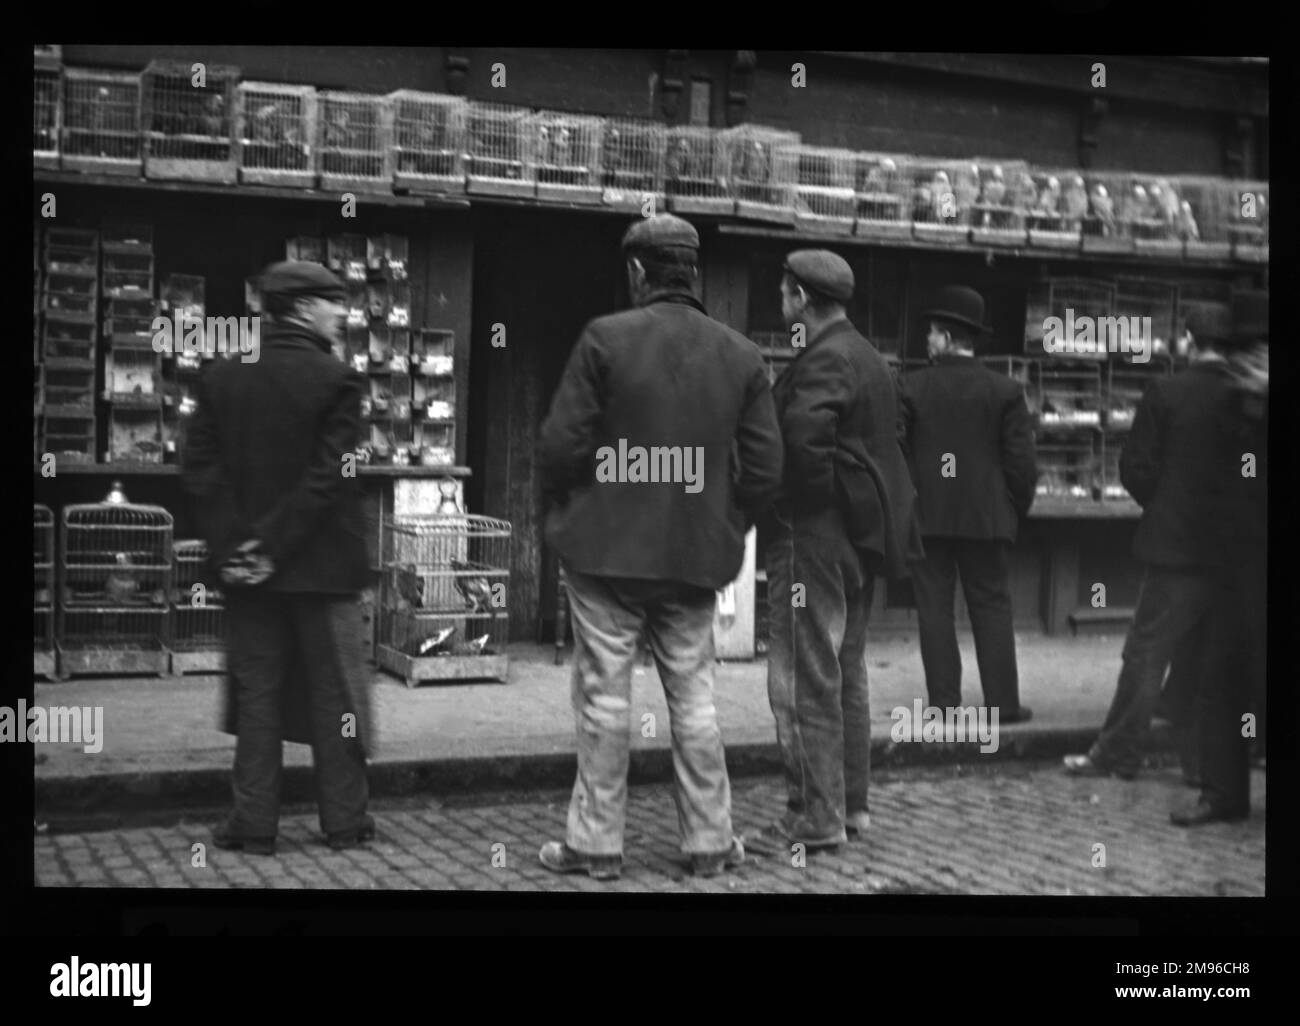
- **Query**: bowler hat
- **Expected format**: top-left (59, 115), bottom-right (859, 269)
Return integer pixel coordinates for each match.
top-left (258, 260), bottom-right (346, 302)
top-left (922, 286), bottom-right (990, 334)
top-left (1230, 289), bottom-right (1268, 345)
top-left (1185, 304), bottom-right (1233, 345)
top-left (622, 213), bottom-right (699, 251)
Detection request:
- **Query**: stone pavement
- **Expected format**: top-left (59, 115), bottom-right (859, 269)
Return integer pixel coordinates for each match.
top-left (33, 761), bottom-right (1265, 896)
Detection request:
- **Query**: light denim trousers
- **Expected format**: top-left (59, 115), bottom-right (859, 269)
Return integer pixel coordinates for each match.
top-left (562, 565), bottom-right (734, 857)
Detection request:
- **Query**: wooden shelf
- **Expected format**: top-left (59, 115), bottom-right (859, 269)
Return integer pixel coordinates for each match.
top-left (1029, 498), bottom-right (1141, 519)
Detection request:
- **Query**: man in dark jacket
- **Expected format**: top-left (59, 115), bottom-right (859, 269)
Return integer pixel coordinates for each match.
top-left (183, 260), bottom-right (374, 855)
top-left (899, 286), bottom-right (1037, 721)
top-left (1064, 305), bottom-right (1243, 781)
top-left (536, 214), bottom-right (783, 880)
top-left (747, 250), bottom-right (923, 856)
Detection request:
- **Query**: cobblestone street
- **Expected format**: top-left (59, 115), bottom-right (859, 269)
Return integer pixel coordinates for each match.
top-left (34, 760), bottom-right (1265, 896)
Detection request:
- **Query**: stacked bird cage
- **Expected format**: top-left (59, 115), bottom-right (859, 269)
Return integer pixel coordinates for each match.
top-left (1127, 174), bottom-right (1185, 256)
top-left (1024, 169), bottom-right (1087, 250)
top-left (390, 90), bottom-right (467, 194)
top-left (41, 227), bottom-right (99, 463)
top-left (907, 158), bottom-right (977, 244)
top-left (1175, 176), bottom-right (1233, 261)
top-left (1025, 277), bottom-right (1116, 358)
top-left (1079, 172), bottom-right (1132, 254)
top-left (377, 513), bottom-right (512, 686)
top-left (1034, 438), bottom-right (1101, 507)
top-left (967, 159), bottom-right (1031, 247)
top-left (1115, 278), bottom-right (1179, 363)
top-left (790, 145), bottom-right (856, 235)
top-left (465, 101), bottom-right (536, 198)
top-left (235, 81), bottom-right (317, 188)
top-left (852, 152), bottom-right (910, 240)
top-left (529, 111), bottom-right (604, 204)
top-left (170, 539), bottom-right (225, 673)
top-left (61, 69), bottom-right (142, 176)
top-left (317, 91), bottom-right (394, 193)
top-left (35, 504), bottom-right (56, 679)
top-left (721, 124), bottom-right (798, 224)
top-left (600, 117), bottom-right (666, 213)
top-left (1229, 179), bottom-right (1268, 263)
top-left (142, 60), bottom-right (240, 183)
top-left (1037, 361), bottom-right (1104, 430)
top-left (34, 57), bottom-right (61, 170)
top-left (57, 482), bottom-right (173, 678)
top-left (664, 125), bottom-right (734, 216)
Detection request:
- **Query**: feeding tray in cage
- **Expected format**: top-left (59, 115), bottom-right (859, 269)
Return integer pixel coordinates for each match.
top-left (142, 61), bottom-right (240, 183)
top-left (600, 118), bottom-right (666, 212)
top-left (530, 112), bottom-right (605, 205)
top-left (466, 102), bottom-right (536, 199)
top-left (237, 81), bottom-right (318, 189)
top-left (390, 91), bottom-right (468, 195)
top-left (61, 69), bottom-right (143, 176)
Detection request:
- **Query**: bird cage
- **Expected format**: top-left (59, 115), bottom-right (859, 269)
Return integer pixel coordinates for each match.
top-left (142, 60), bottom-right (239, 183)
top-left (1175, 176), bottom-right (1233, 261)
top-left (465, 101), bottom-right (536, 198)
top-left (529, 111), bottom-right (604, 204)
top-left (1126, 174), bottom-right (1185, 256)
top-left (664, 125), bottom-right (734, 216)
top-left (235, 81), bottom-right (317, 188)
top-left (600, 117), bottom-right (666, 212)
top-left (170, 539), bottom-right (225, 673)
top-left (852, 152), bottom-right (910, 240)
top-left (61, 69), bottom-right (141, 176)
top-left (966, 159), bottom-right (1030, 246)
top-left (377, 513), bottom-right (512, 686)
top-left (721, 124), bottom-right (799, 224)
top-left (34, 64), bottom-right (61, 169)
top-left (1023, 169), bottom-right (1087, 250)
top-left (317, 90), bottom-right (394, 193)
top-left (1115, 278), bottom-right (1179, 362)
top-left (34, 45), bottom-right (62, 69)
top-left (367, 233), bottom-right (410, 278)
top-left (1033, 438), bottom-right (1100, 506)
top-left (35, 505), bottom-right (56, 679)
top-left (42, 410), bottom-right (96, 463)
top-left (1037, 360), bottom-right (1103, 430)
top-left (1099, 435), bottom-right (1131, 503)
top-left (57, 483), bottom-right (173, 678)
top-left (389, 90), bottom-right (466, 194)
top-left (1079, 172), bottom-right (1132, 254)
top-left (907, 158), bottom-right (975, 244)
top-left (790, 145), bottom-right (856, 235)
top-left (286, 234), bottom-right (325, 264)
top-left (1025, 278), bottom-right (1116, 358)
top-left (1229, 180), bottom-right (1268, 263)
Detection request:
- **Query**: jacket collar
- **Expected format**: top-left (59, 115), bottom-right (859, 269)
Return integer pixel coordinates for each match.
top-left (639, 287), bottom-right (708, 314)
top-left (262, 321), bottom-right (334, 354)
top-left (933, 351), bottom-right (977, 366)
top-left (806, 315), bottom-right (854, 350)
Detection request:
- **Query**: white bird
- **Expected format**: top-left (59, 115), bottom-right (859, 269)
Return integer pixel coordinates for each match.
top-left (418, 626), bottom-right (456, 655)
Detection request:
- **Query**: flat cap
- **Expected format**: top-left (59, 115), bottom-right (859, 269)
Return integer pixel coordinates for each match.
top-left (258, 260), bottom-right (346, 301)
top-left (784, 249), bottom-right (854, 303)
top-left (621, 213), bottom-right (699, 251)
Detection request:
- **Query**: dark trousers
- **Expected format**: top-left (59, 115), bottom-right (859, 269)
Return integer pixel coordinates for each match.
top-left (766, 505), bottom-right (875, 842)
top-left (910, 537), bottom-right (1021, 710)
top-left (1091, 565), bottom-right (1214, 774)
top-left (225, 590), bottom-right (371, 837)
top-left (1197, 548), bottom-right (1266, 813)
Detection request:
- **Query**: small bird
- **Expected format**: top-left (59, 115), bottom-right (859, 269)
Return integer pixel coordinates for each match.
top-left (1150, 179), bottom-right (1181, 226)
top-left (1125, 183), bottom-right (1154, 224)
top-left (450, 559), bottom-right (494, 612)
top-left (666, 136), bottom-right (691, 183)
top-left (418, 625), bottom-right (456, 655)
top-left (953, 164), bottom-right (980, 212)
top-left (105, 552), bottom-right (136, 604)
top-left (602, 127), bottom-right (623, 183)
top-left (200, 92), bottom-right (226, 138)
top-left (1177, 199), bottom-right (1200, 241)
top-left (249, 101), bottom-right (281, 144)
top-left (980, 165), bottom-right (1006, 207)
top-left (393, 563), bottom-right (424, 608)
top-left (1035, 175), bottom-right (1062, 215)
top-left (1062, 175), bottom-right (1089, 223)
top-left (550, 124), bottom-right (572, 168)
top-left (930, 170), bottom-right (953, 220)
top-left (1089, 183), bottom-right (1116, 235)
top-left (742, 140), bottom-right (769, 183)
top-left (466, 633), bottom-right (490, 654)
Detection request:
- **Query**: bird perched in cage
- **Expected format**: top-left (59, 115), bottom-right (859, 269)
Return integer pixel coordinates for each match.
top-left (931, 170), bottom-right (955, 220)
top-left (550, 124), bottom-right (572, 168)
top-left (105, 552), bottom-right (136, 604)
top-left (911, 182), bottom-right (932, 221)
top-left (249, 101), bottom-right (281, 144)
top-left (1088, 183), bottom-right (1116, 234)
top-left (1177, 199), bottom-right (1200, 242)
top-left (393, 563), bottom-right (424, 608)
top-left (465, 633), bottom-right (490, 655)
top-left (953, 164), bottom-right (980, 211)
top-left (450, 558), bottom-right (494, 612)
top-left (665, 136), bottom-right (691, 183)
top-left (1035, 176), bottom-right (1062, 215)
top-left (1150, 179), bottom-right (1181, 226)
top-left (1062, 175), bottom-right (1089, 223)
top-left (198, 92), bottom-right (226, 139)
top-left (602, 127), bottom-right (622, 179)
top-left (979, 165), bottom-right (1006, 207)
top-left (741, 139), bottom-right (769, 183)
top-left (324, 107), bottom-right (352, 149)
top-left (1125, 183), bottom-right (1154, 223)
top-left (417, 625), bottom-right (456, 655)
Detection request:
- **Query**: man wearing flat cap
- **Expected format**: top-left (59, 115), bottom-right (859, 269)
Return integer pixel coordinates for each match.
top-left (184, 259), bottom-right (375, 855)
top-left (899, 286), bottom-right (1037, 724)
top-left (1064, 302), bottom-right (1251, 791)
top-left (537, 214), bottom-right (783, 879)
top-left (746, 248), bottom-right (922, 856)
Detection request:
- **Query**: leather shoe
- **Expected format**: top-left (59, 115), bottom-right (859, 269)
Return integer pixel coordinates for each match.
top-left (1170, 799), bottom-right (1248, 827)
top-left (326, 814), bottom-right (376, 850)
top-left (744, 823), bottom-right (842, 857)
top-left (1063, 753), bottom-right (1136, 781)
top-left (212, 820), bottom-right (276, 856)
top-left (845, 811), bottom-right (871, 838)
top-left (691, 837), bottom-right (745, 878)
top-left (1000, 705), bottom-right (1033, 724)
top-left (538, 841), bottom-right (622, 880)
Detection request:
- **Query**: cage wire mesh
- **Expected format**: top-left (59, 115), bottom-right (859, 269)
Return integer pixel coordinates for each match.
top-left (1175, 176), bottom-right (1233, 261)
top-left (664, 125), bottom-right (734, 216)
top-left (58, 486), bottom-right (173, 676)
top-left (236, 81), bottom-right (317, 188)
top-left (142, 60), bottom-right (239, 182)
top-left (1035, 437), bottom-right (1100, 504)
top-left (852, 152), bottom-right (910, 239)
top-left (61, 69), bottom-right (141, 175)
top-left (171, 539), bottom-right (225, 672)
top-left (721, 124), bottom-right (798, 224)
top-left (35, 505), bottom-right (56, 677)
top-left (35, 66), bottom-right (61, 169)
top-left (1025, 278), bottom-right (1116, 357)
top-left (1115, 277), bottom-right (1178, 361)
top-left (377, 514), bottom-right (512, 684)
top-left (1078, 171), bottom-right (1134, 254)
top-left (529, 111), bottom-right (604, 204)
top-left (465, 101), bottom-right (536, 198)
top-left (790, 145), bottom-right (856, 234)
top-left (390, 90), bottom-right (467, 194)
top-left (1037, 360), bottom-right (1103, 429)
top-left (1024, 168), bottom-right (1087, 250)
top-left (1123, 174), bottom-right (1185, 256)
top-left (317, 90), bottom-right (394, 193)
top-left (600, 117), bottom-right (666, 212)
top-left (908, 158), bottom-right (977, 243)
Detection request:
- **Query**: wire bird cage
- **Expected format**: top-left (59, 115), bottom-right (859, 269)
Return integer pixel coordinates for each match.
top-left (170, 539), bottom-right (225, 673)
top-left (57, 483), bottom-right (173, 678)
top-left (1115, 278), bottom-right (1179, 363)
top-left (377, 514), bottom-right (512, 686)
top-left (852, 152), bottom-right (910, 240)
top-left (317, 91), bottom-right (394, 193)
top-left (465, 102), bottom-right (536, 198)
top-left (529, 111), bottom-right (604, 204)
top-left (1175, 176), bottom-right (1233, 261)
top-left (1124, 174), bottom-right (1186, 256)
top-left (235, 81), bottom-right (317, 188)
top-left (1100, 434), bottom-right (1136, 503)
top-left (1034, 438), bottom-right (1100, 507)
top-left (34, 65), bottom-right (61, 169)
top-left (600, 117), bottom-right (666, 212)
top-left (966, 159), bottom-right (1030, 246)
top-left (907, 158), bottom-right (978, 244)
top-left (35, 505), bottom-right (56, 679)
top-left (789, 146), bottom-right (856, 235)
top-left (1023, 169), bottom-right (1087, 250)
top-left (61, 69), bottom-right (141, 175)
top-left (142, 61), bottom-right (239, 183)
top-left (664, 125), bottom-right (734, 216)
top-left (1025, 278), bottom-right (1116, 358)
top-left (1038, 360), bottom-right (1103, 430)
top-left (1079, 172), bottom-right (1134, 254)
top-left (1229, 180), bottom-right (1268, 263)
top-left (720, 125), bottom-right (798, 224)
top-left (389, 90), bottom-right (467, 194)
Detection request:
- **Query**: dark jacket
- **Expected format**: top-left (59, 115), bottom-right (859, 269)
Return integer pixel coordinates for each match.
top-left (538, 288), bottom-right (783, 590)
top-left (899, 353), bottom-right (1038, 541)
top-left (1121, 358), bottom-right (1254, 569)
top-left (182, 323), bottom-right (370, 593)
top-left (771, 318), bottom-right (923, 580)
